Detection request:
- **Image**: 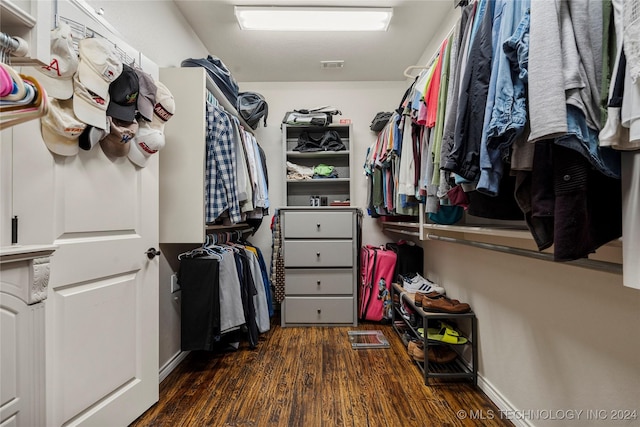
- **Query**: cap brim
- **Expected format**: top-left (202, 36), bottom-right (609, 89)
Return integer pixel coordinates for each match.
top-left (73, 94), bottom-right (107, 129)
top-left (107, 101), bottom-right (137, 122)
top-left (22, 66), bottom-right (73, 100)
top-left (41, 120), bottom-right (79, 156)
top-left (77, 60), bottom-right (110, 100)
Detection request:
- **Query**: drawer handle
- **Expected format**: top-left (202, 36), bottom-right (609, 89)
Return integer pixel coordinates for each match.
top-left (317, 309), bottom-right (322, 314)
top-left (316, 223), bottom-right (321, 228)
top-left (317, 280), bottom-right (321, 286)
top-left (316, 252), bottom-right (320, 257)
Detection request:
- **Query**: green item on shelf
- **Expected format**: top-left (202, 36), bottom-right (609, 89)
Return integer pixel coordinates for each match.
top-left (314, 164), bottom-right (335, 177)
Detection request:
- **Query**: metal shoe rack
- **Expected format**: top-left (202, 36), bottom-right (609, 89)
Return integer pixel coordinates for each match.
top-left (390, 282), bottom-right (477, 385)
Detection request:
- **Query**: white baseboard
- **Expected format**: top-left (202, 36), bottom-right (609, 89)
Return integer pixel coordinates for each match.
top-left (477, 372), bottom-right (534, 427)
top-left (159, 350), bottom-right (190, 383)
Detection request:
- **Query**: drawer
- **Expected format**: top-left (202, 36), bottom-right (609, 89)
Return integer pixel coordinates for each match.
top-left (284, 211), bottom-right (353, 238)
top-left (284, 297), bottom-right (354, 324)
top-left (285, 268), bottom-right (353, 295)
top-left (284, 240), bottom-right (353, 267)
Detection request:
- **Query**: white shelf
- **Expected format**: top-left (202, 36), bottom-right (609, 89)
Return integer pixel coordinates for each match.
top-left (286, 151), bottom-right (349, 158)
top-left (0, 1), bottom-right (37, 28)
top-left (287, 178), bottom-right (350, 184)
top-left (423, 223), bottom-right (532, 239)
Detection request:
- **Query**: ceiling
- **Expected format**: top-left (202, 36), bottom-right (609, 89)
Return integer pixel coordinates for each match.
top-left (173, 0), bottom-right (454, 82)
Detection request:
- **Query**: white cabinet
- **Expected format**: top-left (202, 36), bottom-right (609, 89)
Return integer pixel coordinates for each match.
top-left (283, 124), bottom-right (352, 207)
top-left (280, 207), bottom-right (360, 327)
top-left (0, 0), bottom-right (52, 66)
top-left (0, 245), bottom-right (56, 427)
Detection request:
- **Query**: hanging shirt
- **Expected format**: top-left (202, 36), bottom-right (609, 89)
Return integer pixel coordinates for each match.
top-left (205, 103), bottom-right (241, 224)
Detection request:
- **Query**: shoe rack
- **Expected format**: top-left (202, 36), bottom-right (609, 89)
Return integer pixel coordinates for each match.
top-left (390, 283), bottom-right (477, 385)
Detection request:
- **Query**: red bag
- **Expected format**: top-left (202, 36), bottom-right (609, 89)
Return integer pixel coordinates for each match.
top-left (359, 245), bottom-right (397, 322)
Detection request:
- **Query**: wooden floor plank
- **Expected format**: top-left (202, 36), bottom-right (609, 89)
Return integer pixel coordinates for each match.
top-left (131, 319), bottom-right (513, 427)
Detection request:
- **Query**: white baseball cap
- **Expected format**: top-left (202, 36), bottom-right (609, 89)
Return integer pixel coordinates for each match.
top-left (77, 37), bottom-right (122, 100)
top-left (40, 98), bottom-right (86, 156)
top-left (128, 124), bottom-right (165, 167)
top-left (149, 81), bottom-right (175, 132)
top-left (73, 73), bottom-right (109, 129)
top-left (22, 22), bottom-right (78, 100)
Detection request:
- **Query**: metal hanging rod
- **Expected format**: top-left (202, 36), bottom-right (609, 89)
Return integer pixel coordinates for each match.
top-left (0, 32), bottom-right (20, 53)
top-left (425, 233), bottom-right (623, 275)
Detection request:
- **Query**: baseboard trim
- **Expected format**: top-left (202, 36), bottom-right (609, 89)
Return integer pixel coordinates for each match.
top-left (477, 373), bottom-right (533, 427)
top-left (159, 350), bottom-right (190, 384)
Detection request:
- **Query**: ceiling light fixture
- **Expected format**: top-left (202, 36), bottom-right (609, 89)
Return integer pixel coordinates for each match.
top-left (234, 6), bottom-right (393, 31)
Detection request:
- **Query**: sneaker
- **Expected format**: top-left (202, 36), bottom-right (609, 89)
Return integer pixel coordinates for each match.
top-left (401, 273), bottom-right (445, 295)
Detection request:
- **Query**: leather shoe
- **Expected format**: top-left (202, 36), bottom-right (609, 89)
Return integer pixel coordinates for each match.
top-left (421, 294), bottom-right (471, 313)
top-left (414, 291), bottom-right (441, 307)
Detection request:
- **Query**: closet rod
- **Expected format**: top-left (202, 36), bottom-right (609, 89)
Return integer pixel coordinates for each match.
top-left (425, 234), bottom-right (623, 275)
top-left (402, 22), bottom-right (456, 78)
top-left (0, 32), bottom-right (27, 56)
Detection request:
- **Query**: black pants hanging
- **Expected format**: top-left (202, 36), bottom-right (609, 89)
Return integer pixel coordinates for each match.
top-left (178, 257), bottom-right (221, 351)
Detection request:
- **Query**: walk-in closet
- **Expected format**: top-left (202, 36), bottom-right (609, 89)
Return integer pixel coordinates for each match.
top-left (1, 1), bottom-right (638, 426)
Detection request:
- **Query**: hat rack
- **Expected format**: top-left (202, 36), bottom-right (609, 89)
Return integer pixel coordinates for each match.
top-left (56, 15), bottom-right (138, 68)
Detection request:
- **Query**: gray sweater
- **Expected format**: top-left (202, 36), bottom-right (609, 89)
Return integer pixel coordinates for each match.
top-left (528, 0), bottom-right (603, 142)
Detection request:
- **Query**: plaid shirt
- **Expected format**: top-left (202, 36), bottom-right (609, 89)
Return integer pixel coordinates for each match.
top-left (205, 101), bottom-right (241, 224)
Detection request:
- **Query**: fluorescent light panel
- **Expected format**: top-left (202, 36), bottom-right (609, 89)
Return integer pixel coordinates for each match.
top-left (234, 6), bottom-right (393, 31)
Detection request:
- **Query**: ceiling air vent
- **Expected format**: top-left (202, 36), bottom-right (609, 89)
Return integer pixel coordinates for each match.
top-left (321, 60), bottom-right (345, 69)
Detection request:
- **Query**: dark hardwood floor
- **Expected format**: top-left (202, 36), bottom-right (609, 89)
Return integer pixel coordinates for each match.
top-left (131, 318), bottom-right (513, 427)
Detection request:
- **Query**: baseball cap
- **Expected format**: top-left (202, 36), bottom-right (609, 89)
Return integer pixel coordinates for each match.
top-left (134, 68), bottom-right (157, 122)
top-left (40, 98), bottom-right (86, 156)
top-left (107, 64), bottom-right (139, 122)
top-left (77, 38), bottom-right (122, 100)
top-left (149, 81), bottom-right (175, 132)
top-left (22, 22), bottom-right (78, 100)
top-left (128, 124), bottom-right (164, 167)
top-left (73, 73), bottom-right (108, 129)
top-left (100, 116), bottom-right (138, 158)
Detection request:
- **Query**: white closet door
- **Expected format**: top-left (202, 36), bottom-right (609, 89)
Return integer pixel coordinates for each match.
top-left (12, 116), bottom-right (159, 426)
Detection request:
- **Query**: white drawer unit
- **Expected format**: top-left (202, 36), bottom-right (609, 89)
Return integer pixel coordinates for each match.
top-left (280, 207), bottom-right (360, 327)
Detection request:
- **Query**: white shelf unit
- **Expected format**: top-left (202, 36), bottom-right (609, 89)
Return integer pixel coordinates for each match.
top-left (0, 0), bottom-right (52, 66)
top-left (282, 124), bottom-right (353, 207)
top-left (159, 67), bottom-right (253, 244)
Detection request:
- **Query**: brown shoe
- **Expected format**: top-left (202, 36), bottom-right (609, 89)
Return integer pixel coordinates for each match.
top-left (411, 342), bottom-right (425, 362)
top-left (421, 294), bottom-right (471, 313)
top-left (428, 346), bottom-right (458, 364)
top-left (414, 291), bottom-right (441, 307)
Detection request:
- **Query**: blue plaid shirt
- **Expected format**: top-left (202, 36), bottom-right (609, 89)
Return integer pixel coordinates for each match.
top-left (205, 101), bottom-right (241, 224)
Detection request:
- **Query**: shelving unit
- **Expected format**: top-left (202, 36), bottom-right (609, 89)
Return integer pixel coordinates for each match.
top-left (390, 282), bottom-right (477, 385)
top-left (159, 67), bottom-right (254, 244)
top-left (283, 124), bottom-right (352, 207)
